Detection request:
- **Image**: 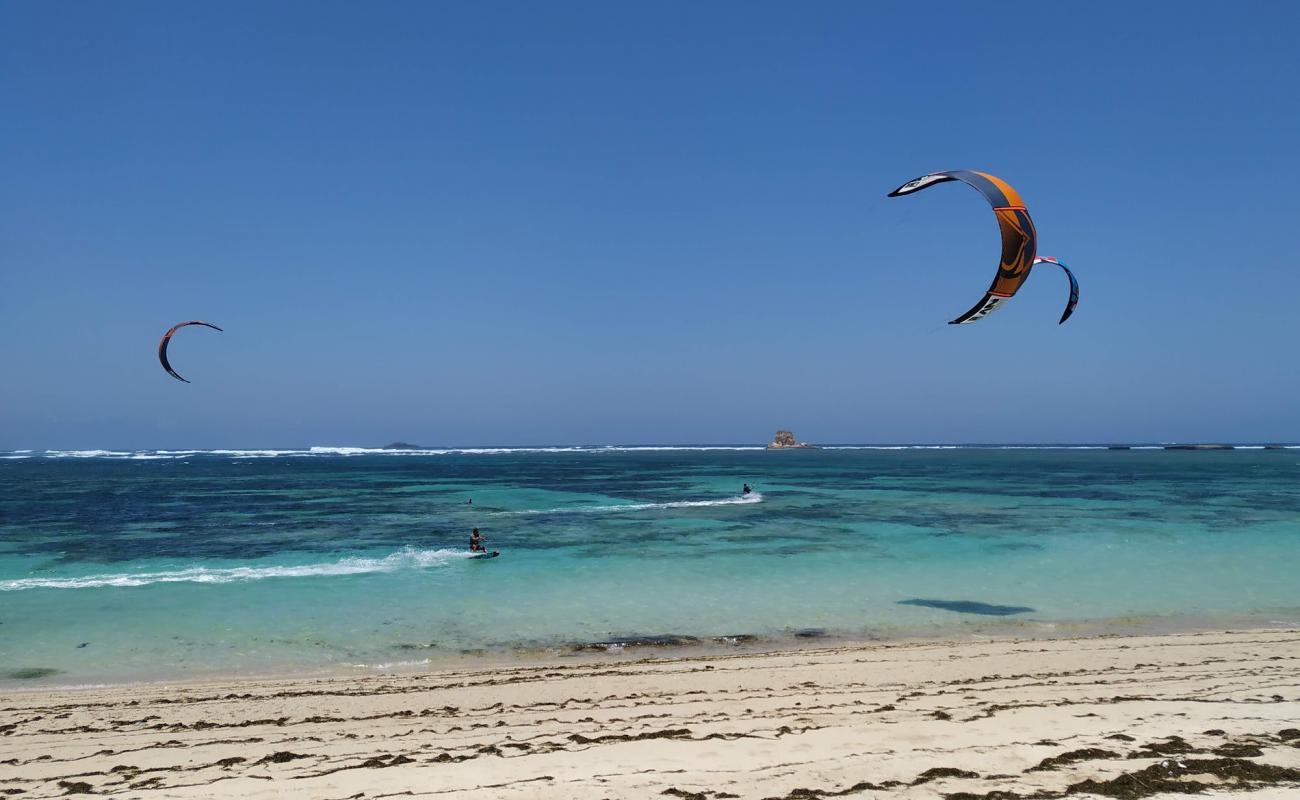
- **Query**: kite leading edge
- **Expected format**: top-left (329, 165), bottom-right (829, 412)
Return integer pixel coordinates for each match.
top-left (158, 321), bottom-right (223, 383)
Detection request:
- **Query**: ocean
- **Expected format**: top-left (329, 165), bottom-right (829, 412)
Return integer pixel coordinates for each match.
top-left (2, 446), bottom-right (1298, 685)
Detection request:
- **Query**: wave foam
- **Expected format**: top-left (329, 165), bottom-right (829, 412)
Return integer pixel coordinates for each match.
top-left (822, 445), bottom-right (1109, 450)
top-left (214, 449), bottom-right (313, 458)
top-left (594, 446), bottom-right (766, 451)
top-left (309, 446), bottom-right (620, 456)
top-left (0, 547), bottom-right (470, 592)
top-left (43, 449), bottom-right (135, 458)
top-left (13, 444), bottom-right (1297, 460)
top-left (500, 493), bottom-right (763, 515)
top-left (821, 445), bottom-right (960, 450)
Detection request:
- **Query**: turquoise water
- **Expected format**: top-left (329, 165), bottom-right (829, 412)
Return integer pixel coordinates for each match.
top-left (2, 446), bottom-right (1298, 684)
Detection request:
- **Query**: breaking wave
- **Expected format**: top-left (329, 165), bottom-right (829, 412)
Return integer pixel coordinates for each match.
top-left (821, 444), bottom-right (1107, 450)
top-left (821, 446), bottom-right (961, 450)
top-left (9, 444), bottom-right (1296, 460)
top-left (499, 493), bottom-right (763, 515)
top-left (17, 445), bottom-right (770, 460)
top-left (0, 547), bottom-right (470, 592)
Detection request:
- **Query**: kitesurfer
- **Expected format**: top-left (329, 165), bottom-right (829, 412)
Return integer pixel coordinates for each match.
top-left (742, 484), bottom-right (752, 496)
top-left (469, 528), bottom-right (486, 553)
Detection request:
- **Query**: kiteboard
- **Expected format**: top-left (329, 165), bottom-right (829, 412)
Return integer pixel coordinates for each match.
top-left (469, 551), bottom-right (500, 560)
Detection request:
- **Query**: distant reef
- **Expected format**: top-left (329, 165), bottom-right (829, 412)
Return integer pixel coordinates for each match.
top-left (1101, 444), bottom-right (1290, 451)
top-left (767, 430), bottom-right (815, 450)
top-left (382, 441), bottom-right (423, 450)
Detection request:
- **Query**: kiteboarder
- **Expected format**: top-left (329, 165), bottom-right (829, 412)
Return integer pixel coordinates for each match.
top-left (742, 484), bottom-right (752, 496)
top-left (469, 528), bottom-right (486, 553)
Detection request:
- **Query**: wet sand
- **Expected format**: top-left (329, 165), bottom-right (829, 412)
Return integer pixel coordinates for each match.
top-left (3, 629), bottom-right (1299, 798)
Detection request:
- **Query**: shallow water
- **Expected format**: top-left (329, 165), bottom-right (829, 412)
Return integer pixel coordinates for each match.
top-left (2, 446), bottom-right (1298, 684)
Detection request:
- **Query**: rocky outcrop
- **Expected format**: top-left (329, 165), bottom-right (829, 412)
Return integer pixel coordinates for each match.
top-left (382, 442), bottom-right (423, 450)
top-left (767, 430), bottom-right (814, 449)
top-left (1163, 444), bottom-right (1234, 450)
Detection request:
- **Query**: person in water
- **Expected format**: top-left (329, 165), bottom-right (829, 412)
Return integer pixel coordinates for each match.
top-left (469, 527), bottom-right (486, 552)
top-left (742, 483), bottom-right (752, 495)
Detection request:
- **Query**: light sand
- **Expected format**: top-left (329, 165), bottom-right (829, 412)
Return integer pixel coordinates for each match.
top-left (3, 629), bottom-right (1299, 798)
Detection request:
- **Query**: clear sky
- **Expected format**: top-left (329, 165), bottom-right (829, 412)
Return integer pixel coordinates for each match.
top-left (2, 1), bottom-right (1297, 448)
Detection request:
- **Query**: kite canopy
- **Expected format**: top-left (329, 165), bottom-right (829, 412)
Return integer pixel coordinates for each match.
top-left (158, 321), bottom-right (223, 383)
top-left (1033, 257), bottom-right (1080, 325)
top-left (887, 170), bottom-right (1039, 324)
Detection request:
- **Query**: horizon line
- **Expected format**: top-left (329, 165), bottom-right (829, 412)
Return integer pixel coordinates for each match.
top-left (4, 441), bottom-right (1298, 455)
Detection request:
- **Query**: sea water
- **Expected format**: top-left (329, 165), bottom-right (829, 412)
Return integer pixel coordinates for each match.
top-left (2, 446), bottom-right (1298, 684)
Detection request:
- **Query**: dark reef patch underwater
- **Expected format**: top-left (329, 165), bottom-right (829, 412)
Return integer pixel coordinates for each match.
top-left (898, 598), bottom-right (1036, 616)
top-left (2, 667), bottom-right (62, 680)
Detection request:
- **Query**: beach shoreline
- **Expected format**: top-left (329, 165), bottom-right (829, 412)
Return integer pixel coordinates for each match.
top-left (4, 628), bottom-right (1298, 798)
top-left (6, 609), bottom-right (1298, 693)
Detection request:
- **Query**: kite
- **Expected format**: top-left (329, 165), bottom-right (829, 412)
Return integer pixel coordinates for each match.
top-left (158, 321), bottom-right (223, 383)
top-left (888, 170), bottom-right (1075, 325)
top-left (1032, 256), bottom-right (1080, 325)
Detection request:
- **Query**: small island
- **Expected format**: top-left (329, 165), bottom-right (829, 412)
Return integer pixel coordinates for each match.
top-left (767, 430), bottom-right (815, 449)
top-left (382, 441), bottom-right (423, 450)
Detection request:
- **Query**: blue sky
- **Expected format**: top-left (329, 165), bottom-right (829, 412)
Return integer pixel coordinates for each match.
top-left (2, 2), bottom-right (1297, 447)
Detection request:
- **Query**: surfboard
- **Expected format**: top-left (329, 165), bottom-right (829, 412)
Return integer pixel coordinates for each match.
top-left (470, 551), bottom-right (500, 560)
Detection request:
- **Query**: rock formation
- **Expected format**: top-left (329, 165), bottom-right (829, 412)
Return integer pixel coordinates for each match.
top-left (767, 430), bottom-right (814, 449)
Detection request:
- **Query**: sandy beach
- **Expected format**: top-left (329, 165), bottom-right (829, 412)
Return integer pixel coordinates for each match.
top-left (3, 629), bottom-right (1299, 798)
